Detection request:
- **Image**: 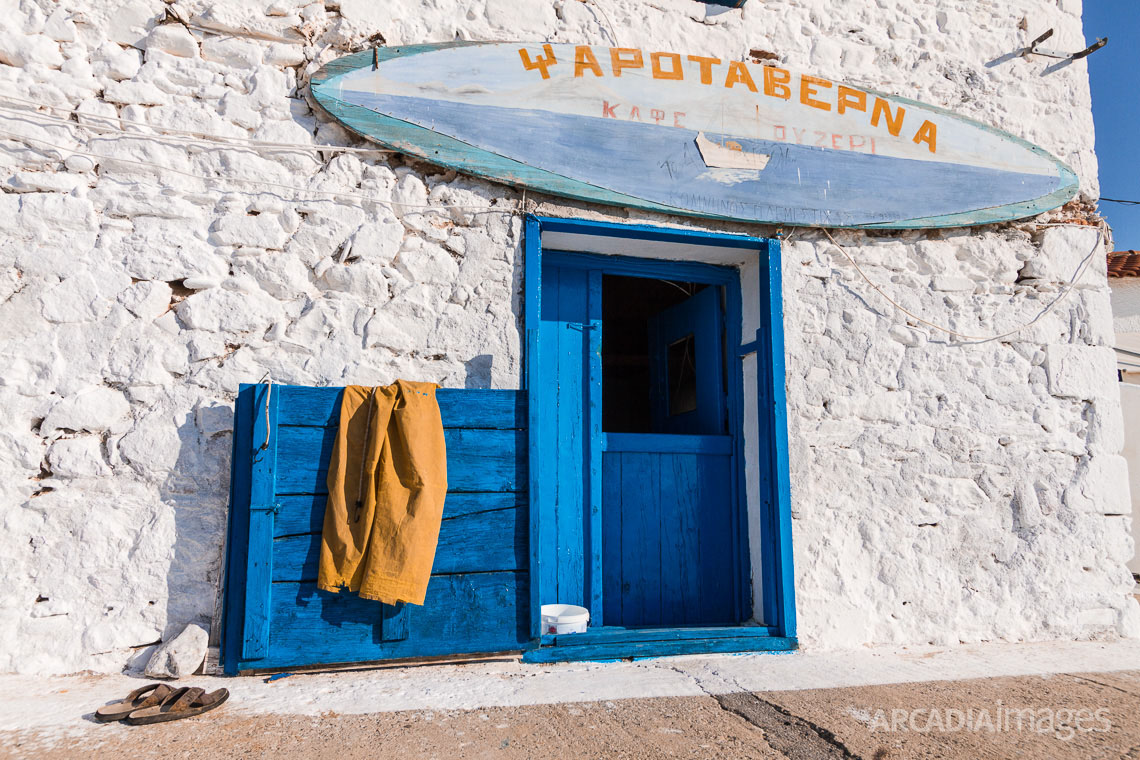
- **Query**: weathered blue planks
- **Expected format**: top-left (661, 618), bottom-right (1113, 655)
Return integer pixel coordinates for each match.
top-left (275, 386), bottom-right (525, 429)
top-left (601, 454), bottom-right (623, 627)
top-left (757, 241), bottom-right (797, 638)
top-left (245, 572), bottom-right (529, 671)
top-left (271, 506), bottom-right (527, 582)
top-left (222, 387), bottom-right (255, 675)
top-left (274, 492), bottom-right (525, 538)
top-left (522, 634), bottom-right (797, 663)
top-left (223, 386), bottom-right (533, 673)
top-left (585, 270), bottom-right (604, 625)
top-left (537, 261), bottom-right (593, 615)
top-left (622, 452), bottom-right (661, 626)
top-left (524, 215), bottom-right (544, 641)
top-left (542, 624), bottom-right (779, 647)
top-left (274, 426), bottom-right (526, 495)
top-left (695, 452), bottom-right (736, 624)
top-left (603, 433), bottom-right (732, 455)
top-left (242, 384), bottom-right (278, 661)
top-left (555, 265), bottom-right (587, 610)
top-left (661, 454), bottom-right (702, 624)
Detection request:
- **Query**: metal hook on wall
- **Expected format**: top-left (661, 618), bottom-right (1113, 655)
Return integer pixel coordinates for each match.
top-left (1022, 28), bottom-right (1107, 61)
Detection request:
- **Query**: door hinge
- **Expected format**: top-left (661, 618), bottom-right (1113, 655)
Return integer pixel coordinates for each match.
top-left (250, 503), bottom-right (281, 514)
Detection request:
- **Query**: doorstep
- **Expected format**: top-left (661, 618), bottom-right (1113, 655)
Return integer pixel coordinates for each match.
top-left (522, 625), bottom-right (797, 663)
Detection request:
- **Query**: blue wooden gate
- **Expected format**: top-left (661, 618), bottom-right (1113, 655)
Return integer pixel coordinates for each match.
top-left (223, 385), bottom-right (529, 673)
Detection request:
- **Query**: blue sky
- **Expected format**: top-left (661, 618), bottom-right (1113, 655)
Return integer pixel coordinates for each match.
top-left (1085, 1), bottom-right (1140, 250)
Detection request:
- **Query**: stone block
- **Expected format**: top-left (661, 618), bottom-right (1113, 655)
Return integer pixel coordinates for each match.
top-left (175, 288), bottom-right (284, 334)
top-left (209, 214), bottom-right (291, 250)
top-left (200, 37), bottom-right (262, 68)
top-left (106, 0), bottom-right (162, 47)
top-left (1045, 345), bottom-right (1117, 401)
top-left (1065, 455), bottom-right (1131, 515)
top-left (145, 24), bottom-right (199, 59)
top-left (0, 31), bottom-right (64, 68)
top-left (351, 219), bottom-right (404, 266)
top-left (144, 623), bottom-right (208, 679)
top-left (102, 80), bottom-right (168, 106)
top-left (48, 437), bottom-right (110, 478)
top-left (1022, 225), bottom-right (1104, 283)
top-left (931, 274), bottom-right (975, 292)
top-left (118, 280), bottom-right (172, 321)
top-left (41, 388), bottom-right (131, 436)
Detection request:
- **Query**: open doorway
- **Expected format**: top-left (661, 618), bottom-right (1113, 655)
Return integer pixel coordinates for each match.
top-left (602, 276), bottom-right (727, 436)
top-left (537, 252), bottom-right (745, 631)
top-left (524, 215), bottom-right (796, 662)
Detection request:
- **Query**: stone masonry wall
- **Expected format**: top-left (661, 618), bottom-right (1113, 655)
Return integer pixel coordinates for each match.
top-left (0, 0), bottom-right (1136, 673)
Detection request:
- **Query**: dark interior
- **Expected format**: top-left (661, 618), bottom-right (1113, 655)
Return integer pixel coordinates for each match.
top-left (601, 274), bottom-right (709, 433)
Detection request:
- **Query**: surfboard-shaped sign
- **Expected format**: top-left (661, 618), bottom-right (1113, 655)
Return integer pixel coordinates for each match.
top-left (310, 42), bottom-right (1077, 229)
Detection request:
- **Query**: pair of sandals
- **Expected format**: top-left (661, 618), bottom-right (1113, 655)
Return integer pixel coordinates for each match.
top-left (95, 683), bottom-right (229, 725)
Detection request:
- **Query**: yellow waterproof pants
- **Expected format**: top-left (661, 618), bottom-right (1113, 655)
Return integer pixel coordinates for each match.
top-left (317, 380), bottom-right (448, 606)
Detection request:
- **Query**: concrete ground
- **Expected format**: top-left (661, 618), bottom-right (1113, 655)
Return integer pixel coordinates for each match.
top-left (3, 640), bottom-right (1140, 759)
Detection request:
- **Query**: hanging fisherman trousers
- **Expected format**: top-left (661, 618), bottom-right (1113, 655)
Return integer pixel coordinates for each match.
top-left (317, 381), bottom-right (448, 606)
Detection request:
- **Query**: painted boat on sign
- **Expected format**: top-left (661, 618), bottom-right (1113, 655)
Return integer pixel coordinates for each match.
top-left (310, 42), bottom-right (1078, 229)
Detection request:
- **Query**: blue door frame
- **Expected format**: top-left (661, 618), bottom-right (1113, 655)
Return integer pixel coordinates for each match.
top-left (523, 215), bottom-right (796, 661)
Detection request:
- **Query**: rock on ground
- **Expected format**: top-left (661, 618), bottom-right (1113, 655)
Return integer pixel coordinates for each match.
top-left (143, 623), bottom-right (208, 679)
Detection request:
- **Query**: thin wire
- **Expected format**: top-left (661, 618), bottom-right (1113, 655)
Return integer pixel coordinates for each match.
top-left (818, 224), bottom-right (1103, 344)
top-left (1100, 197), bottom-right (1140, 206)
top-left (0, 128), bottom-right (518, 213)
top-left (656, 278), bottom-right (692, 296)
top-left (0, 96), bottom-right (395, 157)
top-left (584, 0), bottom-right (621, 47)
top-left (181, 20), bottom-right (305, 45)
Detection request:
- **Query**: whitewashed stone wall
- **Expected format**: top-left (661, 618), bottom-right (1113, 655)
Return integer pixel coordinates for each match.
top-left (0, 0), bottom-right (1134, 674)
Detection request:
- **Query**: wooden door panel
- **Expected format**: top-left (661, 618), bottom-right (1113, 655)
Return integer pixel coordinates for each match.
top-left (602, 446), bottom-right (735, 627)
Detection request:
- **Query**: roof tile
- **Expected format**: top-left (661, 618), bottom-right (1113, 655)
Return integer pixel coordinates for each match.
top-left (1107, 251), bottom-right (1140, 278)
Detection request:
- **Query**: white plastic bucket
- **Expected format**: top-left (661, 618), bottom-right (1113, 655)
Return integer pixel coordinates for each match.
top-left (541, 603), bottom-right (589, 634)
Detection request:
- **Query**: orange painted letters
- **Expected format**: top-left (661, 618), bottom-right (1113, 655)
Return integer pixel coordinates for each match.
top-left (836, 86), bottom-right (866, 115)
top-left (871, 97), bottom-right (905, 137)
top-left (724, 61), bottom-right (758, 92)
top-left (651, 52), bottom-right (684, 80)
top-left (800, 75), bottom-right (832, 111)
top-left (574, 46), bottom-right (603, 77)
top-left (687, 55), bottom-right (721, 85)
top-left (763, 67), bottom-right (792, 100)
top-left (610, 48), bottom-right (644, 76)
top-left (518, 45), bottom-right (557, 79)
top-left (913, 120), bottom-right (937, 153)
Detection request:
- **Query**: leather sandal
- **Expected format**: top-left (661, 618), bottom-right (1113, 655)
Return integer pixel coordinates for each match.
top-left (125, 686), bottom-right (230, 725)
top-left (94, 683), bottom-right (175, 722)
